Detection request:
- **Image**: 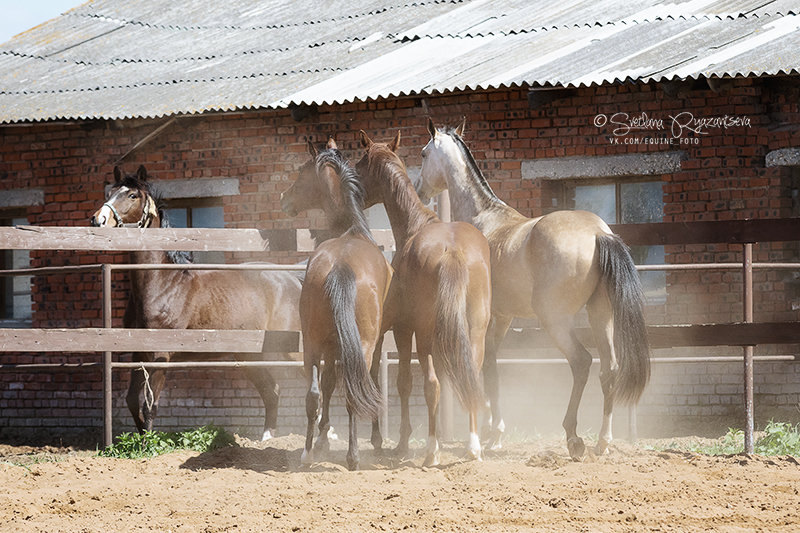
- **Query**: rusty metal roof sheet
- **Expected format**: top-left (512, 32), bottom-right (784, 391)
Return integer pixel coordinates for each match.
top-left (1, 0), bottom-right (798, 123)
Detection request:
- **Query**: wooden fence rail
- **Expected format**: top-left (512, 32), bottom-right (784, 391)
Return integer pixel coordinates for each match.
top-left (2, 219), bottom-right (800, 450)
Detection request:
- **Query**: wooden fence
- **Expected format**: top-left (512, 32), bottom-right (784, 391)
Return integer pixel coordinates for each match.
top-left (2, 219), bottom-right (800, 451)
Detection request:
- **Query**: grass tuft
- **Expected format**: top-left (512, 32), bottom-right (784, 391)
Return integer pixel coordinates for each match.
top-left (647, 420), bottom-right (800, 456)
top-left (98, 425), bottom-right (235, 459)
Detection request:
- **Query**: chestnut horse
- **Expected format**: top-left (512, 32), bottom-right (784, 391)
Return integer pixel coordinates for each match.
top-left (416, 119), bottom-right (650, 460)
top-left (281, 140), bottom-right (392, 470)
top-left (355, 130), bottom-right (491, 466)
top-left (91, 165), bottom-right (302, 440)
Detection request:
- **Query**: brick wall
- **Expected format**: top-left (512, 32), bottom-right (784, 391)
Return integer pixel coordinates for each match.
top-left (2, 77), bottom-right (800, 445)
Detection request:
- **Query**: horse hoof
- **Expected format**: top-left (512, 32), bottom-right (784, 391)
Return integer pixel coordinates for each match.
top-left (567, 437), bottom-right (586, 461)
top-left (314, 437), bottom-right (330, 453)
top-left (261, 429), bottom-right (274, 441)
top-left (594, 439), bottom-right (610, 456)
top-left (347, 457), bottom-right (359, 471)
top-left (467, 433), bottom-right (482, 461)
top-left (486, 430), bottom-right (504, 451)
top-left (422, 453), bottom-right (440, 467)
top-left (466, 448), bottom-right (482, 461)
top-left (300, 448), bottom-right (313, 466)
top-left (393, 445), bottom-right (409, 458)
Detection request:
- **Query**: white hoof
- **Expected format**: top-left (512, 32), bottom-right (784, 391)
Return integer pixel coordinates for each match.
top-left (423, 438), bottom-right (440, 467)
top-left (467, 432), bottom-right (482, 461)
top-left (261, 429), bottom-right (274, 441)
top-left (300, 448), bottom-right (313, 465)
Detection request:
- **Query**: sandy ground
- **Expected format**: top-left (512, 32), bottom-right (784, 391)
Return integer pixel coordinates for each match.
top-left (1, 434), bottom-right (799, 533)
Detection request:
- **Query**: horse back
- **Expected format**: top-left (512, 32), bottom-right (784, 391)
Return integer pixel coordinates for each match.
top-left (394, 221), bottom-right (491, 328)
top-left (301, 235), bottom-right (392, 350)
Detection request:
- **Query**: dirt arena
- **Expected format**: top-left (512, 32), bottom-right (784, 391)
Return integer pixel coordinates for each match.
top-left (1, 434), bottom-right (798, 532)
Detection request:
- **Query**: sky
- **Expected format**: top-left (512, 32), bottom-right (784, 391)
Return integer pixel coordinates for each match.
top-left (0, 1), bottom-right (87, 44)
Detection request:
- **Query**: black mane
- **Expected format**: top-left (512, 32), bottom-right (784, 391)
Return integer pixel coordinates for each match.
top-left (445, 127), bottom-right (505, 207)
top-left (316, 148), bottom-right (375, 244)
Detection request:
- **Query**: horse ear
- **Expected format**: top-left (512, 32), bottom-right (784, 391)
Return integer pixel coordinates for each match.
top-left (137, 165), bottom-right (148, 181)
top-left (388, 130), bottom-right (401, 152)
top-left (327, 137), bottom-right (338, 150)
top-left (307, 140), bottom-right (318, 158)
top-left (427, 117), bottom-right (437, 139)
top-left (113, 166), bottom-right (122, 184)
top-left (359, 130), bottom-right (373, 149)
top-left (455, 116), bottom-right (466, 137)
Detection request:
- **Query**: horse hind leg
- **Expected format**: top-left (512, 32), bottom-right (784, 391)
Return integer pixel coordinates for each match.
top-left (301, 364), bottom-right (321, 466)
top-left (483, 314), bottom-right (512, 450)
top-left (587, 290), bottom-right (617, 456)
top-left (543, 318), bottom-right (592, 461)
top-left (346, 406), bottom-right (360, 471)
top-left (420, 352), bottom-right (441, 467)
top-left (314, 357), bottom-right (337, 453)
top-left (369, 337), bottom-right (384, 452)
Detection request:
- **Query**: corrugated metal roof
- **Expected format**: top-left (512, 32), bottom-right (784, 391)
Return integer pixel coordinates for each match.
top-left (1, 0), bottom-right (798, 123)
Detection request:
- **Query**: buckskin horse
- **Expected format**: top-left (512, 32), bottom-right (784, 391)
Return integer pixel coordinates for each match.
top-left (281, 139), bottom-right (392, 470)
top-left (90, 165), bottom-right (302, 440)
top-left (415, 118), bottom-right (650, 460)
top-left (355, 130), bottom-right (492, 466)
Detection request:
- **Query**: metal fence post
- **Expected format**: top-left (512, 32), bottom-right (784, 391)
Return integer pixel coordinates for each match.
top-left (742, 243), bottom-right (754, 454)
top-left (102, 264), bottom-right (113, 448)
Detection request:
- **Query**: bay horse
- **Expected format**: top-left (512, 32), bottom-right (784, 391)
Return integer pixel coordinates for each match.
top-left (90, 165), bottom-right (303, 441)
top-left (280, 139), bottom-right (392, 470)
top-left (415, 118), bottom-right (650, 460)
top-left (355, 130), bottom-right (492, 466)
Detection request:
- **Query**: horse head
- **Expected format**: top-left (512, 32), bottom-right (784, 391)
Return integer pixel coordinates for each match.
top-left (354, 129), bottom-right (403, 208)
top-left (281, 138), bottom-right (343, 217)
top-left (417, 117), bottom-right (466, 204)
top-left (91, 165), bottom-right (159, 228)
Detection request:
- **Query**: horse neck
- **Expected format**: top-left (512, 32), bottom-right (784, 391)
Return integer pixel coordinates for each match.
top-left (128, 214), bottom-right (177, 288)
top-left (444, 142), bottom-right (526, 231)
top-left (379, 162), bottom-right (438, 249)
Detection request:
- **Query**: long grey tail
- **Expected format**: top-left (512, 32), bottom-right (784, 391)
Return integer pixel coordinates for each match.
top-left (597, 233), bottom-right (651, 404)
top-left (323, 263), bottom-right (382, 419)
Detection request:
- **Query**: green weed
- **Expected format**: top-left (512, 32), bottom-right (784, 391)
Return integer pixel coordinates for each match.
top-left (98, 425), bottom-right (235, 459)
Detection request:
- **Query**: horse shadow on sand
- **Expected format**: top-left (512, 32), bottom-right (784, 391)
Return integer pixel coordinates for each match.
top-left (178, 434), bottom-right (506, 474)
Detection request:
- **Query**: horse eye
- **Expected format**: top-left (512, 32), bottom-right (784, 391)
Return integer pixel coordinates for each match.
top-left (129, 193), bottom-right (137, 199)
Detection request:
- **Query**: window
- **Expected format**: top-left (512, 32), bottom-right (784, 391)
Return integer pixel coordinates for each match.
top-left (568, 179), bottom-right (666, 305)
top-left (163, 199), bottom-right (226, 264)
top-left (1, 214), bottom-right (32, 325)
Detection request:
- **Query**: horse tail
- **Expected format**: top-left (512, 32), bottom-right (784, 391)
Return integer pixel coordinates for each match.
top-left (433, 251), bottom-right (483, 412)
top-left (323, 263), bottom-right (382, 420)
top-left (596, 233), bottom-right (651, 404)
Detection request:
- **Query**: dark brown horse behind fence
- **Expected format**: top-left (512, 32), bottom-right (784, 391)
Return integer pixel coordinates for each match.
top-left (355, 130), bottom-right (492, 466)
top-left (91, 165), bottom-right (302, 440)
top-left (281, 140), bottom-right (392, 470)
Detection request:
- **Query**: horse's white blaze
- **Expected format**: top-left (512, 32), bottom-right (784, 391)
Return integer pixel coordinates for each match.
top-left (93, 204), bottom-right (116, 227)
